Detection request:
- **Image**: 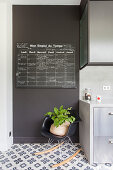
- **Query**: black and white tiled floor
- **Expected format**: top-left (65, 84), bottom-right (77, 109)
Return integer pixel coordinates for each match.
top-left (0, 143), bottom-right (113, 170)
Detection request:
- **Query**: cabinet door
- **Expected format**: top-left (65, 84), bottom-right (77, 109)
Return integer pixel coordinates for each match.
top-left (80, 3), bottom-right (88, 68)
top-left (89, 1), bottom-right (113, 63)
top-left (94, 136), bottom-right (113, 163)
top-left (94, 107), bottom-right (113, 136)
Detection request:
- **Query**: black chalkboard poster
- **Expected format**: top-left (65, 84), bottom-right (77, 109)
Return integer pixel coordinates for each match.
top-left (16, 43), bottom-right (76, 88)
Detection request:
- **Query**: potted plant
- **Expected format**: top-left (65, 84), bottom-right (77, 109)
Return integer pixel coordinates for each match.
top-left (45, 105), bottom-right (75, 136)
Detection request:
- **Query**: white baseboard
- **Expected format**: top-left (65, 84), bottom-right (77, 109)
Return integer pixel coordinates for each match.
top-left (7, 136), bottom-right (13, 149)
top-left (0, 143), bottom-right (8, 152)
top-left (0, 137), bottom-right (13, 152)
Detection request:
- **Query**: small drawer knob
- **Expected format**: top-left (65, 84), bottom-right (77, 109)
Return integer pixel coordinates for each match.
top-left (109, 139), bottom-right (113, 144)
top-left (108, 112), bottom-right (113, 115)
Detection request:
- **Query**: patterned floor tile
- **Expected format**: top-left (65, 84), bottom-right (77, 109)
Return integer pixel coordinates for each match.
top-left (0, 143), bottom-right (113, 170)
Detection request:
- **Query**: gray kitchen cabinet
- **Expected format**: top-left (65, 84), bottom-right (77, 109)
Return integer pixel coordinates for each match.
top-left (94, 136), bottom-right (113, 163)
top-left (79, 100), bottom-right (113, 164)
top-left (94, 108), bottom-right (113, 136)
top-left (89, 1), bottom-right (113, 63)
top-left (80, 1), bottom-right (113, 69)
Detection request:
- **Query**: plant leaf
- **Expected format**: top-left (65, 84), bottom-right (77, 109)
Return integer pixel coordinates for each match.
top-left (60, 109), bottom-right (65, 114)
top-left (59, 118), bottom-right (65, 125)
top-left (54, 118), bottom-right (59, 127)
top-left (71, 116), bottom-right (75, 122)
top-left (54, 107), bottom-right (59, 115)
top-left (45, 112), bottom-right (53, 116)
top-left (59, 105), bottom-right (63, 111)
top-left (51, 115), bottom-right (56, 121)
top-left (67, 107), bottom-right (72, 110)
top-left (65, 111), bottom-right (70, 115)
top-left (68, 117), bottom-right (73, 123)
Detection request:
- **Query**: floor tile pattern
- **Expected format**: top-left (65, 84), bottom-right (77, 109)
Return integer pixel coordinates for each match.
top-left (0, 143), bottom-right (113, 170)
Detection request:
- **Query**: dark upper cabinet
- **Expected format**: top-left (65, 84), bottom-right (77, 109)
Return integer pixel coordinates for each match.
top-left (80, 3), bottom-right (88, 69)
top-left (80, 0), bottom-right (113, 69)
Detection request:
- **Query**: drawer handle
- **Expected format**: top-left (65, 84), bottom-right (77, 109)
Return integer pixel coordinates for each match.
top-left (108, 112), bottom-right (113, 115)
top-left (109, 139), bottom-right (113, 144)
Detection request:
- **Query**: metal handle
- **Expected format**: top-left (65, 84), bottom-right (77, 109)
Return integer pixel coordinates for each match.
top-left (109, 139), bottom-right (113, 144)
top-left (108, 112), bottom-right (113, 115)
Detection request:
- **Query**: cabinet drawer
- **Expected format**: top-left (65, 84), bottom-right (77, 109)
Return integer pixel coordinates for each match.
top-left (94, 136), bottom-right (113, 163)
top-left (94, 107), bottom-right (113, 136)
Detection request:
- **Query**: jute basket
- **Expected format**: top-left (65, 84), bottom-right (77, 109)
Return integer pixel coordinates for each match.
top-left (50, 121), bottom-right (70, 136)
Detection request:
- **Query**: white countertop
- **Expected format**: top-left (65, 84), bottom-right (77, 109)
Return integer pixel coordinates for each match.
top-left (80, 99), bottom-right (113, 107)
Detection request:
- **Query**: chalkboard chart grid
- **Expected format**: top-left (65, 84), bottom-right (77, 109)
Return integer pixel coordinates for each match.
top-left (16, 43), bottom-right (76, 88)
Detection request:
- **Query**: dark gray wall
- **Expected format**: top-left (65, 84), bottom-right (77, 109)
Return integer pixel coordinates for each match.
top-left (13, 5), bottom-right (80, 143)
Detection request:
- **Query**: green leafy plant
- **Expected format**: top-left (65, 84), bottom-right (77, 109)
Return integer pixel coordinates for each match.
top-left (45, 105), bottom-right (75, 127)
